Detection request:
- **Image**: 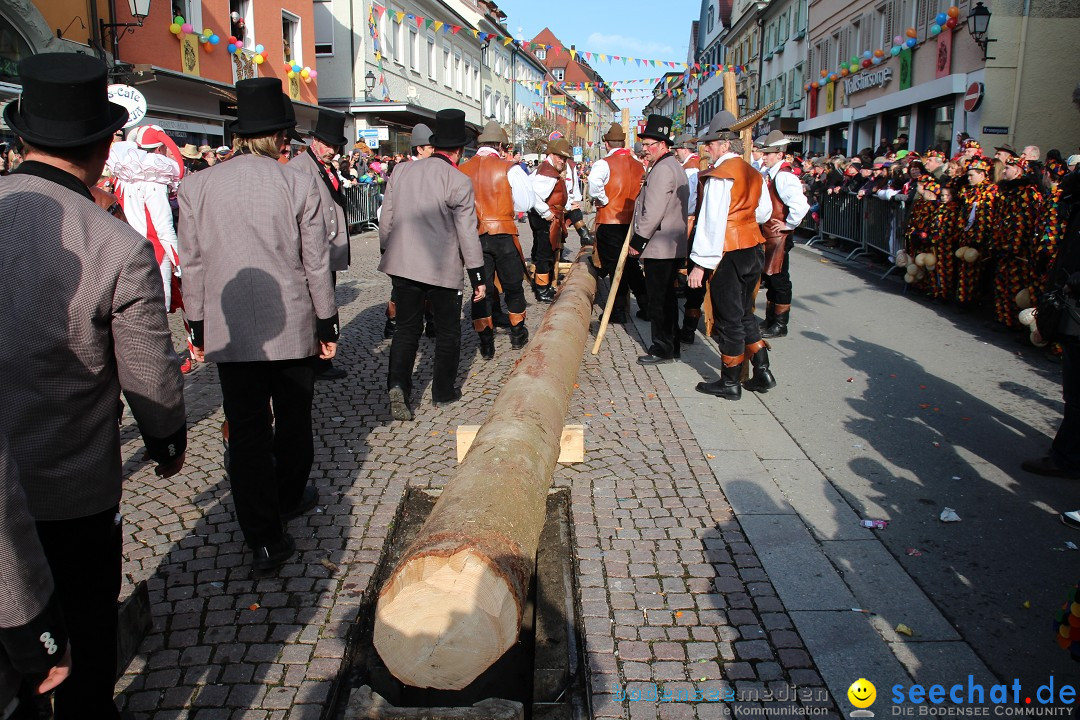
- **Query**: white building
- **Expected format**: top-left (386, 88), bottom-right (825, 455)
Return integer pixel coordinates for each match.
top-left (757, 0), bottom-right (809, 137)
top-left (694, 0), bottom-right (732, 132)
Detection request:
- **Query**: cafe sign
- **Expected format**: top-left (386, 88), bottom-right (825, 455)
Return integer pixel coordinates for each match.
top-left (844, 67), bottom-right (893, 96)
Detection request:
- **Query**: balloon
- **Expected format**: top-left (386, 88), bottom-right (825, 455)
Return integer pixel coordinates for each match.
top-left (851, 56), bottom-right (859, 65)
top-left (811, 81), bottom-right (820, 89)
top-left (872, 56), bottom-right (883, 65)
top-left (255, 44), bottom-right (264, 53)
top-left (292, 64), bottom-right (302, 73)
top-left (254, 54), bottom-right (264, 64)
top-left (861, 58), bottom-right (873, 68)
top-left (930, 24), bottom-right (942, 35)
top-left (198, 34), bottom-right (207, 43)
top-left (227, 43), bottom-right (236, 53)
top-left (288, 70), bottom-right (296, 78)
top-left (945, 17), bottom-right (958, 28)
top-left (170, 23), bottom-right (182, 35)
top-left (891, 45), bottom-right (902, 55)
top-left (906, 37), bottom-right (917, 47)
top-left (174, 15), bottom-right (184, 24)
top-left (850, 63), bottom-right (859, 73)
top-left (863, 50), bottom-right (872, 59)
top-left (894, 35), bottom-right (903, 45)
top-left (309, 70), bottom-right (317, 79)
top-left (181, 23), bottom-right (193, 34)
top-left (874, 49), bottom-right (884, 57)
top-left (841, 68), bottom-right (849, 76)
top-left (210, 34), bottom-right (220, 44)
top-left (236, 39), bottom-right (244, 48)
top-left (821, 69), bottom-right (828, 77)
top-left (303, 76), bottom-right (311, 83)
top-left (948, 5), bottom-right (960, 17)
top-left (228, 36), bottom-right (237, 45)
top-left (300, 67), bottom-right (310, 78)
top-left (906, 27), bottom-right (918, 38)
top-left (936, 12), bottom-right (948, 24)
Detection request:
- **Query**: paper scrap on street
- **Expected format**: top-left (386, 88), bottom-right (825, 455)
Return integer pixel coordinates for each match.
top-left (940, 507), bottom-right (961, 523)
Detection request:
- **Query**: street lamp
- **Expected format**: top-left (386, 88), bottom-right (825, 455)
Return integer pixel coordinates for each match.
top-left (737, 91), bottom-right (748, 112)
top-left (100, 0), bottom-right (152, 65)
top-left (967, 1), bottom-right (995, 60)
top-left (364, 71), bottom-right (376, 102)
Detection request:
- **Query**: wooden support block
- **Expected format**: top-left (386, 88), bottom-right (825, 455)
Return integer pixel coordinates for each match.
top-left (457, 424), bottom-right (583, 464)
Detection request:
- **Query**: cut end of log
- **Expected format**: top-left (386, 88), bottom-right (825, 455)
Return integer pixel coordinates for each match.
top-left (374, 549), bottom-right (520, 690)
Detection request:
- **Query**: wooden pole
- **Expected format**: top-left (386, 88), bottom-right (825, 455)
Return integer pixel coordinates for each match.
top-left (374, 250), bottom-right (598, 691)
top-left (590, 221), bottom-right (635, 355)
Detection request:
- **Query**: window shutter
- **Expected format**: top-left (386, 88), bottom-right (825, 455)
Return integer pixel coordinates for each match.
top-left (882, 4), bottom-right (893, 53)
top-left (916, 0), bottom-right (930, 42)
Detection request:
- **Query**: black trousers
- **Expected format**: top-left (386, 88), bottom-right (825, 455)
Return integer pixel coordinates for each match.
top-left (683, 262), bottom-right (708, 315)
top-left (596, 224), bottom-right (647, 309)
top-left (643, 258), bottom-right (682, 357)
top-left (762, 236), bottom-right (795, 305)
top-left (1053, 343), bottom-right (1080, 471)
top-left (34, 506), bottom-right (122, 719)
top-left (527, 211), bottom-right (556, 280)
top-left (709, 245), bottom-right (765, 357)
top-left (388, 275), bottom-right (462, 402)
top-left (471, 233), bottom-right (526, 320)
top-left (218, 357), bottom-right (316, 548)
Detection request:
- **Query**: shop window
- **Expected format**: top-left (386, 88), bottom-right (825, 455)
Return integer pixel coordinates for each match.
top-left (282, 10), bottom-right (301, 66)
top-left (314, 0), bottom-right (333, 56)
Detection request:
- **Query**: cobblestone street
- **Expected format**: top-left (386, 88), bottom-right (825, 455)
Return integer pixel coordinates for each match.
top-left (112, 225), bottom-right (839, 719)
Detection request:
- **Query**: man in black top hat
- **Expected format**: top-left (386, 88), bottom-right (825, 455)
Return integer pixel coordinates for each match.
top-left (180, 77), bottom-right (339, 576)
top-left (290, 107), bottom-right (351, 381)
top-left (379, 109), bottom-right (485, 420)
top-left (0, 53), bottom-right (187, 718)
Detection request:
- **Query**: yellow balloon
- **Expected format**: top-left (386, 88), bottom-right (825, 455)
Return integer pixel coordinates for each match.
top-left (287, 70), bottom-right (296, 78)
top-left (254, 54), bottom-right (264, 64)
top-left (300, 68), bottom-right (310, 78)
top-left (169, 23), bottom-right (181, 34)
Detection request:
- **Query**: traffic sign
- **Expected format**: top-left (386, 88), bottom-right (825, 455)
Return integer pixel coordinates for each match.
top-left (964, 82), bottom-right (984, 112)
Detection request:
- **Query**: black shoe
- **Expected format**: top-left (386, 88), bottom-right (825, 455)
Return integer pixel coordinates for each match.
top-left (432, 389), bottom-right (463, 407)
top-left (388, 385), bottom-right (412, 421)
top-left (383, 317), bottom-right (396, 339)
top-left (1061, 511), bottom-right (1080, 530)
top-left (744, 346), bottom-right (777, 393)
top-left (637, 353), bottom-right (674, 365)
top-left (696, 363), bottom-right (743, 400)
top-left (510, 323), bottom-right (530, 349)
top-left (315, 365), bottom-right (348, 381)
top-left (251, 534), bottom-right (296, 576)
top-left (761, 310), bottom-right (790, 339)
top-left (1022, 456), bottom-right (1080, 479)
top-left (535, 286), bottom-right (556, 303)
top-left (283, 486), bottom-right (319, 520)
top-left (478, 328), bottom-right (495, 360)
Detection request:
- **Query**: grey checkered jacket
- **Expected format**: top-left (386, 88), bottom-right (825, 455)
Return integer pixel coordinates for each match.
top-left (0, 173), bottom-right (187, 521)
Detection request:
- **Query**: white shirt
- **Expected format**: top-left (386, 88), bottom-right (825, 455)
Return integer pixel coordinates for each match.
top-left (680, 153), bottom-right (701, 216)
top-left (566, 161), bottom-right (582, 204)
top-left (765, 162), bottom-right (810, 228)
top-left (530, 157), bottom-right (561, 219)
top-left (691, 153), bottom-right (772, 270)
top-left (475, 146), bottom-right (534, 212)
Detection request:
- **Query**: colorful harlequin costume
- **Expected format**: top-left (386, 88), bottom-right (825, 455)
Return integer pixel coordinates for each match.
top-left (992, 156), bottom-right (1044, 326)
top-left (1054, 582), bottom-right (1080, 661)
top-left (1034, 183), bottom-right (1067, 299)
top-left (922, 176), bottom-right (962, 302)
top-left (956, 158), bottom-right (999, 304)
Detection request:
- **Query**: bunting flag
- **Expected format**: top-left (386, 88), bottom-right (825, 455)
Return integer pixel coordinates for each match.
top-left (367, 2), bottom-right (392, 102)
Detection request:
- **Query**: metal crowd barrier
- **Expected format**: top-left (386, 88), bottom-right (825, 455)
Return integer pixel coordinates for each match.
top-left (803, 191), bottom-right (909, 271)
top-left (343, 183), bottom-right (383, 233)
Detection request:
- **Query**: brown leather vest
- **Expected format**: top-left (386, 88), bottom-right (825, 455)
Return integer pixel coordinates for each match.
top-left (699, 156), bottom-right (766, 252)
top-left (682, 154), bottom-right (700, 171)
top-left (460, 154), bottom-right (518, 237)
top-left (762, 169), bottom-right (791, 274)
top-left (537, 160), bottom-right (567, 249)
top-left (596, 152), bottom-right (643, 225)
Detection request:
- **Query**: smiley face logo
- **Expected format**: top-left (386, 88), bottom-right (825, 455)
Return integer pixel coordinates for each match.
top-left (848, 678), bottom-right (877, 709)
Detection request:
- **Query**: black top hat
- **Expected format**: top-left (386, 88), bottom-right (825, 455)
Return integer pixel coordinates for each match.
top-left (430, 109), bottom-right (470, 149)
top-left (281, 94), bottom-right (303, 142)
top-left (312, 109), bottom-right (348, 147)
top-left (639, 114), bottom-right (674, 144)
top-left (232, 78), bottom-right (295, 136)
top-left (4, 53), bottom-right (128, 149)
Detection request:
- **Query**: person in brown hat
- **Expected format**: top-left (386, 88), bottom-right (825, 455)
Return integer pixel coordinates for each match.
top-left (586, 122), bottom-right (647, 322)
top-left (528, 138), bottom-right (573, 303)
top-left (459, 120), bottom-right (535, 358)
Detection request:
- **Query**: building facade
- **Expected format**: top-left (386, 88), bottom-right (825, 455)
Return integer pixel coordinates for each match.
top-left (798, 0), bottom-right (1080, 157)
top-left (694, 0), bottom-right (732, 134)
top-left (757, 0), bottom-right (808, 136)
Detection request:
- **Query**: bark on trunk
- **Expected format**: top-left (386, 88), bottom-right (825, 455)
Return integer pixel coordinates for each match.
top-left (373, 250), bottom-right (598, 691)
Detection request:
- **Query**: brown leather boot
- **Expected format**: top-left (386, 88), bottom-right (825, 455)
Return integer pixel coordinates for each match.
top-left (509, 312), bottom-right (529, 349)
top-left (743, 340), bottom-right (777, 392)
top-left (473, 318), bottom-right (495, 359)
top-left (761, 303), bottom-right (790, 338)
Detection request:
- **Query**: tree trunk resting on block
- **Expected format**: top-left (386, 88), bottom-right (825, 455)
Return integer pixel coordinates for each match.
top-left (373, 248), bottom-right (598, 691)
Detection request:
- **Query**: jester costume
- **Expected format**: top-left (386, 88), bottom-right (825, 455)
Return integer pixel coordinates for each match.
top-left (1034, 184), bottom-right (1067, 299)
top-left (992, 163), bottom-right (1044, 327)
top-left (925, 176), bottom-right (962, 303)
top-left (956, 160), bottom-right (999, 305)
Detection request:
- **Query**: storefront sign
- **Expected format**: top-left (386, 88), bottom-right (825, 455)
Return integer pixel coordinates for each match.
top-left (825, 82), bottom-right (835, 114)
top-left (844, 67), bottom-right (892, 96)
top-left (108, 84), bottom-right (147, 128)
top-left (935, 29), bottom-right (953, 79)
top-left (899, 49), bottom-right (912, 91)
top-left (982, 126), bottom-right (1009, 135)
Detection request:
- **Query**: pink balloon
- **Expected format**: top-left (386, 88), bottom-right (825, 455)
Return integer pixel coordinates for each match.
top-left (236, 39), bottom-right (244, 48)
top-left (309, 70), bottom-right (318, 79)
top-left (181, 23), bottom-right (193, 34)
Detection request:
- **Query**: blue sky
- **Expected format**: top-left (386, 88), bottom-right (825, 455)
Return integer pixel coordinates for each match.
top-left (499, 0), bottom-right (700, 120)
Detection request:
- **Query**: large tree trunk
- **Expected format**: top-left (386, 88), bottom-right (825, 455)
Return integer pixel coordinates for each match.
top-left (373, 251), bottom-right (597, 691)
